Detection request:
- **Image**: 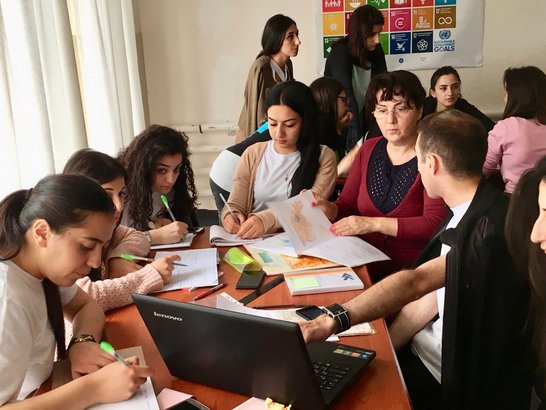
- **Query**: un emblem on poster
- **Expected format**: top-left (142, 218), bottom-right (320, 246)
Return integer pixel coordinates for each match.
top-left (439, 30), bottom-right (451, 39)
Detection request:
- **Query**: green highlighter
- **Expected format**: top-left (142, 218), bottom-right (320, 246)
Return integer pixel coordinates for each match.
top-left (160, 195), bottom-right (176, 221)
top-left (100, 341), bottom-right (129, 366)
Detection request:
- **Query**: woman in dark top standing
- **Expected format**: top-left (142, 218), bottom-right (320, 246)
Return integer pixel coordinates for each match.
top-left (422, 66), bottom-right (494, 132)
top-left (325, 5), bottom-right (387, 148)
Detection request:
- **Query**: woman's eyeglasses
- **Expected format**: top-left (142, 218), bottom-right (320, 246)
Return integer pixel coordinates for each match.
top-left (337, 95), bottom-right (349, 104)
top-left (373, 106), bottom-right (413, 119)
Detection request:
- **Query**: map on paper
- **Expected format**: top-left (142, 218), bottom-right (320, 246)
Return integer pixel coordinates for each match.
top-left (260, 192), bottom-right (391, 269)
top-left (267, 190), bottom-right (334, 254)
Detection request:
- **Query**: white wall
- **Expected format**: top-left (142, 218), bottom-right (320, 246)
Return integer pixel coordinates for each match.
top-left (135, 0), bottom-right (546, 123)
top-left (134, 0), bottom-right (546, 208)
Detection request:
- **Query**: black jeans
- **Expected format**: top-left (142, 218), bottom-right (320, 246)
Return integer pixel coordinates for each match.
top-left (397, 343), bottom-right (441, 410)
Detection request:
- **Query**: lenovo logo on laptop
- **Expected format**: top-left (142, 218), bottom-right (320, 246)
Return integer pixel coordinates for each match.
top-left (153, 311), bottom-right (183, 322)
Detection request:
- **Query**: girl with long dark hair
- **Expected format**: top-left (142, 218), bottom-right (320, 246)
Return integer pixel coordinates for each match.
top-left (0, 174), bottom-right (152, 407)
top-left (223, 81), bottom-right (337, 239)
top-left (236, 14), bottom-right (300, 141)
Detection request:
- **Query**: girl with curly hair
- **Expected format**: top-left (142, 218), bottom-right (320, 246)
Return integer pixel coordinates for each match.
top-left (118, 125), bottom-right (198, 245)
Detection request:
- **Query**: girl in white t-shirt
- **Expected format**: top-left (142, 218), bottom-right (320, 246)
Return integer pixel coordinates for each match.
top-left (0, 174), bottom-right (152, 408)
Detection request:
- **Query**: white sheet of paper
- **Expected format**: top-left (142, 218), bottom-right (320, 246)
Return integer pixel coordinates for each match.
top-left (153, 248), bottom-right (218, 291)
top-left (249, 232), bottom-right (298, 257)
top-left (304, 235), bottom-right (390, 267)
top-left (209, 293), bottom-right (373, 339)
top-left (88, 347), bottom-right (159, 410)
top-left (266, 190), bottom-right (334, 254)
top-left (150, 233), bottom-right (195, 250)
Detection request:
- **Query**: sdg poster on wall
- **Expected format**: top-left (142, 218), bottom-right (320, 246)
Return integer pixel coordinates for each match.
top-left (318, 0), bottom-right (484, 72)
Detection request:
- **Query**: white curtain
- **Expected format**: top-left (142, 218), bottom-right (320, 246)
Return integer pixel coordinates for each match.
top-left (72, 0), bottom-right (144, 155)
top-left (0, 0), bottom-right (86, 198)
top-left (0, 0), bottom-right (144, 199)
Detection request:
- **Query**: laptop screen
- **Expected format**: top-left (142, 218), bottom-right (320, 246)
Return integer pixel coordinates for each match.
top-left (133, 294), bottom-right (373, 409)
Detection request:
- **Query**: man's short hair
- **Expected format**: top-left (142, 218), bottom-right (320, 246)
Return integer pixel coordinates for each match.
top-left (417, 109), bottom-right (487, 179)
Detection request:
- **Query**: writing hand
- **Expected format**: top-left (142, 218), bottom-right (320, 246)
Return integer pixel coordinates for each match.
top-left (223, 212), bottom-right (246, 234)
top-left (236, 216), bottom-right (265, 239)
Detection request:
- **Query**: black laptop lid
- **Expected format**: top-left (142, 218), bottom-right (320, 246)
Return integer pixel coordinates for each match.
top-left (133, 294), bottom-right (327, 409)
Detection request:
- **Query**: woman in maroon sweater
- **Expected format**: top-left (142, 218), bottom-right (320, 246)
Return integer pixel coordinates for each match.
top-left (315, 71), bottom-right (446, 281)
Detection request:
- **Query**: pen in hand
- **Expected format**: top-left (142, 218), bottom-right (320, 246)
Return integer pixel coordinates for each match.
top-left (160, 195), bottom-right (176, 222)
top-left (120, 253), bottom-right (188, 267)
top-left (100, 341), bottom-right (129, 366)
top-left (192, 282), bottom-right (227, 301)
top-left (219, 193), bottom-right (240, 227)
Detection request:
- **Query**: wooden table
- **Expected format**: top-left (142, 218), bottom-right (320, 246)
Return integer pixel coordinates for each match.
top-left (104, 229), bottom-right (412, 409)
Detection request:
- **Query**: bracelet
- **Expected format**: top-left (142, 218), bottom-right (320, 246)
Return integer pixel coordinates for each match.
top-left (322, 303), bottom-right (351, 334)
top-left (67, 334), bottom-right (96, 351)
top-left (143, 230), bottom-right (152, 243)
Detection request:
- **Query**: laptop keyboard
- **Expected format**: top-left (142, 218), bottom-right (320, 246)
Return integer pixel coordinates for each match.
top-left (312, 361), bottom-right (351, 391)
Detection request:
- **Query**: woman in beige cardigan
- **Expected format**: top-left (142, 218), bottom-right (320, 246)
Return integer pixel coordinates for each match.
top-left (223, 81), bottom-right (337, 239)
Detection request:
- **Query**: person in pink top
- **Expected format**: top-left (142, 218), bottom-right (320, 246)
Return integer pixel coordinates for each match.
top-left (483, 66), bottom-right (546, 193)
top-left (313, 71), bottom-right (446, 281)
top-left (63, 149), bottom-right (180, 311)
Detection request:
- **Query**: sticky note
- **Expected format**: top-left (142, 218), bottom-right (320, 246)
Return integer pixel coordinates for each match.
top-left (224, 247), bottom-right (261, 272)
top-left (289, 276), bottom-right (320, 289)
top-left (157, 388), bottom-right (192, 410)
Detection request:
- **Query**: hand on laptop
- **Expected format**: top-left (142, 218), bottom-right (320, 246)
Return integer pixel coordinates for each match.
top-left (299, 314), bottom-right (338, 343)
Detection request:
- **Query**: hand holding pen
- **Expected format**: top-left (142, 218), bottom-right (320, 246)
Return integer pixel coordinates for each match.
top-left (220, 193), bottom-right (246, 233)
top-left (100, 341), bottom-right (129, 365)
top-left (120, 253), bottom-right (187, 267)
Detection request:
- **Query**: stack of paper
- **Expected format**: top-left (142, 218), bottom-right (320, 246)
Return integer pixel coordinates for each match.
top-left (260, 191), bottom-right (390, 268)
top-left (245, 244), bottom-right (339, 276)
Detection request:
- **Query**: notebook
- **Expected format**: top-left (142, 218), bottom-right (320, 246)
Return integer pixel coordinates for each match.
top-left (133, 294), bottom-right (375, 410)
top-left (209, 225), bottom-right (261, 246)
top-left (284, 267), bottom-right (364, 295)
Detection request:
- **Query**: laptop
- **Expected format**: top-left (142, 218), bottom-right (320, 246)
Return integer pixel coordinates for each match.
top-left (133, 294), bottom-right (375, 409)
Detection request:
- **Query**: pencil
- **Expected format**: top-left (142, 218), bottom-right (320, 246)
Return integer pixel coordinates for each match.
top-left (219, 193), bottom-right (239, 225)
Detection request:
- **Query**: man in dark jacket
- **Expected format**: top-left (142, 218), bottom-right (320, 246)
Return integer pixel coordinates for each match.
top-left (302, 109), bottom-right (534, 409)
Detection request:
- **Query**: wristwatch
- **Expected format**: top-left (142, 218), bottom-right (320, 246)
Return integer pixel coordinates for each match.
top-left (322, 303), bottom-right (351, 334)
top-left (143, 230), bottom-right (152, 243)
top-left (67, 334), bottom-right (96, 351)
